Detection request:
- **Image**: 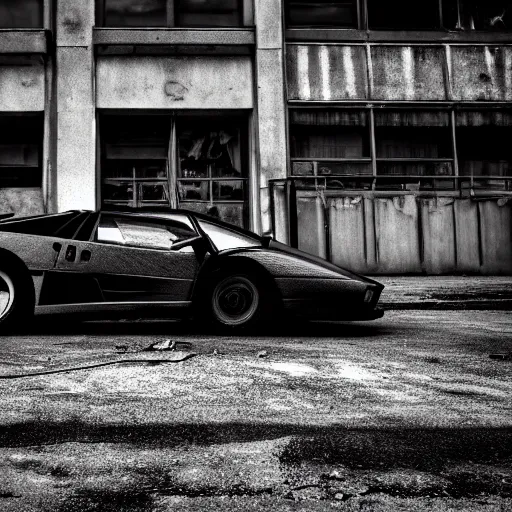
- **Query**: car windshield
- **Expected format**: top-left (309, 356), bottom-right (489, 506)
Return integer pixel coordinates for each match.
top-left (198, 220), bottom-right (261, 252)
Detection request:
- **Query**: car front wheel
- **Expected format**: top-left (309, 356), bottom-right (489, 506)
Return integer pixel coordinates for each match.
top-left (209, 274), bottom-right (264, 331)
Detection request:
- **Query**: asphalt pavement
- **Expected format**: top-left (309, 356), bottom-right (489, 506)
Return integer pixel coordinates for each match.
top-left (0, 310), bottom-right (511, 511)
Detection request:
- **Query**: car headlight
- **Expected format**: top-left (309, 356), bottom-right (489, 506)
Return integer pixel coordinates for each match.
top-left (364, 289), bottom-right (374, 303)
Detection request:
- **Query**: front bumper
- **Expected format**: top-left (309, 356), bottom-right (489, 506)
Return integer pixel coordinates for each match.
top-left (282, 299), bottom-right (384, 321)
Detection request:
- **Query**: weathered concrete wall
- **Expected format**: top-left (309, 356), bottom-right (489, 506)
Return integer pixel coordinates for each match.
top-left (291, 193), bottom-right (512, 275)
top-left (255, 0), bottom-right (287, 235)
top-left (56, 0), bottom-right (96, 212)
top-left (0, 59), bottom-right (45, 111)
top-left (0, 189), bottom-right (44, 217)
top-left (287, 45), bottom-right (368, 101)
top-left (96, 56), bottom-right (253, 109)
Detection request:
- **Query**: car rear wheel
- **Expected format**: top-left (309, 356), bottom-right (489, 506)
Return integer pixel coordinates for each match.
top-left (207, 273), bottom-right (269, 332)
top-left (0, 266), bottom-right (34, 333)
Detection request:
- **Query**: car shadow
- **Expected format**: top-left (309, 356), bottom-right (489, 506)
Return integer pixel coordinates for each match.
top-left (27, 316), bottom-right (393, 339)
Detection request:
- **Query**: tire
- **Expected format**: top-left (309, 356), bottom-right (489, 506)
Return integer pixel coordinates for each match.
top-left (206, 272), bottom-right (273, 332)
top-left (0, 265), bottom-right (34, 333)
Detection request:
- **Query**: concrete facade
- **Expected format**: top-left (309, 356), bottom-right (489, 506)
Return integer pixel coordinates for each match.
top-left (1, 1), bottom-right (511, 274)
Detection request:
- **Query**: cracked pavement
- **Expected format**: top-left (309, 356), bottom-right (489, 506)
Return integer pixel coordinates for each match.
top-left (0, 311), bottom-right (511, 511)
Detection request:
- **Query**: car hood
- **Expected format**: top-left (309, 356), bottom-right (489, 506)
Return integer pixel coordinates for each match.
top-left (268, 240), bottom-right (384, 289)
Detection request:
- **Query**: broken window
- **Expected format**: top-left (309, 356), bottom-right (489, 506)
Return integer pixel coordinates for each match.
top-left (443, 0), bottom-right (512, 31)
top-left (367, 0), bottom-right (441, 30)
top-left (0, 0), bottom-right (43, 28)
top-left (177, 118), bottom-right (248, 226)
top-left (286, 1), bottom-right (359, 28)
top-left (100, 0), bottom-right (243, 26)
top-left (100, 114), bottom-right (249, 228)
top-left (374, 110), bottom-right (454, 190)
top-left (456, 110), bottom-right (512, 189)
top-left (0, 115), bottom-right (43, 188)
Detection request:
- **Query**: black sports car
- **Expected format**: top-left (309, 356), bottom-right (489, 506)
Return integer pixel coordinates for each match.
top-left (0, 209), bottom-right (384, 332)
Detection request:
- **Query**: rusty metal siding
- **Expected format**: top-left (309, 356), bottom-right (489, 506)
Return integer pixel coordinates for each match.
top-left (328, 196), bottom-right (369, 274)
top-left (478, 200), bottom-right (512, 274)
top-left (370, 46), bottom-right (447, 101)
top-left (453, 199), bottom-right (481, 273)
top-left (271, 183), bottom-right (290, 245)
top-left (286, 45), bottom-right (368, 101)
top-left (450, 46), bottom-right (512, 101)
top-left (374, 196), bottom-right (422, 273)
top-left (296, 195), bottom-right (327, 259)
top-left (420, 197), bottom-right (457, 274)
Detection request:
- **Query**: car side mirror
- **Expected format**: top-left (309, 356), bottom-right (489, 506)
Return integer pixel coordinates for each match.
top-left (170, 235), bottom-right (204, 251)
top-left (262, 235), bottom-right (273, 248)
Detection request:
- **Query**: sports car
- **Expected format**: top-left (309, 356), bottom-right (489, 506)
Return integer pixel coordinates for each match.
top-left (0, 209), bottom-right (384, 332)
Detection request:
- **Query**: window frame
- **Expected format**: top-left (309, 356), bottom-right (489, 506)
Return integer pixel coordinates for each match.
top-left (288, 106), bottom-right (512, 194)
top-left (284, 0), bottom-right (512, 33)
top-left (94, 213), bottom-right (199, 251)
top-left (97, 0), bottom-right (245, 28)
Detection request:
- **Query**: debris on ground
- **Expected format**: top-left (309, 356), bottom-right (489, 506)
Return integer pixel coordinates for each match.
top-left (257, 350), bottom-right (269, 358)
top-left (489, 353), bottom-right (512, 361)
top-left (144, 339), bottom-right (177, 352)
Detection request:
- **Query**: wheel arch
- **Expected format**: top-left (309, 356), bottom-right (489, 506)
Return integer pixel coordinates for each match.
top-left (0, 248), bottom-right (36, 300)
top-left (191, 254), bottom-right (282, 312)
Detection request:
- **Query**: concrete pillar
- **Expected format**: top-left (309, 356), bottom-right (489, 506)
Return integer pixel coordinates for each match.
top-left (56, 0), bottom-right (96, 212)
top-left (254, 0), bottom-right (287, 237)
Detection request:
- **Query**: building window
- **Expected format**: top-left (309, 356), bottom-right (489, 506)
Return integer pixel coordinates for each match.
top-left (0, 115), bottom-right (43, 188)
top-left (284, 0), bottom-right (512, 31)
top-left (290, 109), bottom-right (373, 189)
top-left (286, 1), bottom-right (359, 28)
top-left (374, 111), bottom-right (453, 190)
top-left (100, 114), bottom-right (249, 228)
top-left (0, 0), bottom-right (43, 28)
top-left (367, 0), bottom-right (441, 30)
top-left (101, 115), bottom-right (172, 208)
top-left (456, 110), bottom-right (512, 189)
top-left (100, 0), bottom-right (243, 27)
top-left (443, 0), bottom-right (512, 31)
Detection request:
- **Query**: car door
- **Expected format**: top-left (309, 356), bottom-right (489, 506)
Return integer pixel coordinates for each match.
top-left (47, 213), bottom-right (202, 306)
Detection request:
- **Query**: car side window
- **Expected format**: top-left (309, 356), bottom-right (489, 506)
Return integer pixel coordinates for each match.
top-left (96, 215), bottom-right (197, 250)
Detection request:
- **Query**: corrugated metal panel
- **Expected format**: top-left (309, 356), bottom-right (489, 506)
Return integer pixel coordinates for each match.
top-left (271, 183), bottom-right (289, 244)
top-left (374, 196), bottom-right (422, 273)
top-left (296, 195), bottom-right (327, 259)
top-left (286, 44), bottom-right (368, 101)
top-left (450, 46), bottom-right (512, 101)
top-left (420, 197), bottom-right (457, 274)
top-left (453, 199), bottom-right (481, 273)
top-left (328, 196), bottom-right (372, 274)
top-left (370, 46), bottom-right (447, 101)
top-left (479, 200), bottom-right (512, 274)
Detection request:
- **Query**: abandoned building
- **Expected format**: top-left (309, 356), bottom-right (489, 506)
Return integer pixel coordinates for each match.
top-left (1, 0), bottom-right (511, 273)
